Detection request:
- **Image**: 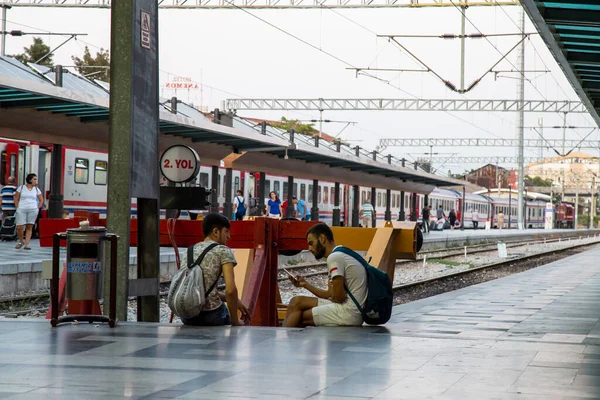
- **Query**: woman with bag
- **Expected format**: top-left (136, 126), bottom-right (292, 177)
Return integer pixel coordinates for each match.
top-left (168, 213), bottom-right (250, 326)
top-left (14, 174), bottom-right (43, 250)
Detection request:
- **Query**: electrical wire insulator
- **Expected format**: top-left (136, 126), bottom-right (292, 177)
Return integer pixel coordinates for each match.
top-left (444, 81), bottom-right (457, 92)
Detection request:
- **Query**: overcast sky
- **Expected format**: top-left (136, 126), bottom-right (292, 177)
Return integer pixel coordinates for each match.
top-left (2, 4), bottom-right (597, 175)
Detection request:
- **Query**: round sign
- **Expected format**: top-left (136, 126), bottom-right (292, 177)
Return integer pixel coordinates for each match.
top-left (160, 145), bottom-right (200, 183)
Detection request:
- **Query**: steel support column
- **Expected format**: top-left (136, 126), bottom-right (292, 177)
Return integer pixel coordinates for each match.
top-left (48, 144), bottom-right (63, 218)
top-left (384, 154), bottom-right (392, 221)
top-left (371, 187), bottom-right (377, 227)
top-left (136, 198), bottom-right (159, 322)
top-left (286, 176), bottom-right (295, 217)
top-left (224, 168), bottom-right (233, 219)
top-left (399, 158), bottom-right (406, 221)
top-left (352, 185), bottom-right (359, 227)
top-left (411, 161), bottom-right (418, 221)
top-left (257, 172), bottom-right (266, 216)
top-left (399, 192), bottom-right (405, 221)
top-left (210, 166), bottom-right (219, 214)
top-left (333, 182), bottom-right (341, 226)
top-left (311, 179), bottom-right (319, 221)
top-left (460, 186), bottom-right (466, 230)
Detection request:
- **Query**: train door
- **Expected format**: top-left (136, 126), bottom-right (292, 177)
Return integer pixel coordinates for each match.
top-left (4, 143), bottom-right (19, 184)
top-left (247, 172), bottom-right (256, 197)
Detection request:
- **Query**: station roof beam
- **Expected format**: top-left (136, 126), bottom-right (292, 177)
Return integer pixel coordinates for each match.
top-left (521, 0), bottom-right (600, 127)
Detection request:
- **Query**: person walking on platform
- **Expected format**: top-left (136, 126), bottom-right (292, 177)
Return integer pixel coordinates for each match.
top-left (360, 199), bottom-right (374, 228)
top-left (247, 194), bottom-right (259, 216)
top-left (497, 211), bottom-right (505, 230)
top-left (267, 191), bottom-right (282, 218)
top-left (421, 204), bottom-right (430, 234)
top-left (1, 176), bottom-right (17, 218)
top-left (449, 209), bottom-right (457, 231)
top-left (283, 223), bottom-right (367, 327)
top-left (14, 174), bottom-right (43, 250)
top-left (293, 197), bottom-right (310, 221)
top-left (472, 208), bottom-right (479, 230)
top-left (173, 214), bottom-right (250, 326)
top-left (233, 190), bottom-right (246, 221)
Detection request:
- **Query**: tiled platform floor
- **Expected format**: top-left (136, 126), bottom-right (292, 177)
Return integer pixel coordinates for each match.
top-left (1, 247), bottom-right (600, 399)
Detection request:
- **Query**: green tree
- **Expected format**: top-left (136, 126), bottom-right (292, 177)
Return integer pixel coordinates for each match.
top-left (525, 175), bottom-right (553, 187)
top-left (12, 37), bottom-right (53, 66)
top-left (270, 117), bottom-right (317, 135)
top-left (72, 46), bottom-right (110, 82)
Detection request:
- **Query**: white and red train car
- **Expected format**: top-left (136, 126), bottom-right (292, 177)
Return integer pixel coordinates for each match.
top-left (0, 139), bottom-right (572, 229)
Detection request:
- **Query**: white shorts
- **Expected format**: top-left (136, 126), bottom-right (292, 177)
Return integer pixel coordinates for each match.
top-left (312, 299), bottom-right (363, 327)
top-left (16, 208), bottom-right (38, 226)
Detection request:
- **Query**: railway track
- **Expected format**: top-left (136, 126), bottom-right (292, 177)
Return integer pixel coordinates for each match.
top-left (2, 234), bottom-right (598, 318)
top-left (278, 234), bottom-right (600, 282)
top-left (391, 239), bottom-right (600, 305)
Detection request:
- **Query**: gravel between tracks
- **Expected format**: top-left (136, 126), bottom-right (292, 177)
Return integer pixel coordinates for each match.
top-left (6, 235), bottom-right (600, 322)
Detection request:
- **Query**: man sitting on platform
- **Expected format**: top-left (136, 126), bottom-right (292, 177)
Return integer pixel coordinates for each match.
top-left (282, 223), bottom-right (367, 327)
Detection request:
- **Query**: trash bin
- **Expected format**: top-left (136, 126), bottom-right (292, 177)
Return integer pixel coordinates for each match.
top-left (66, 227), bottom-right (106, 301)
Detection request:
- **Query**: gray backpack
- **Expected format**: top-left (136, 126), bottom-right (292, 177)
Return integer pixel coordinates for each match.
top-left (168, 243), bottom-right (219, 318)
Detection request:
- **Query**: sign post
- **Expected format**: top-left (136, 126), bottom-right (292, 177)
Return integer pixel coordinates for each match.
top-left (107, 0), bottom-right (160, 322)
top-left (544, 203), bottom-right (555, 230)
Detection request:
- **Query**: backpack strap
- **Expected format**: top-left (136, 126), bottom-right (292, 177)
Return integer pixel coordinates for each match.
top-left (187, 242), bottom-right (221, 296)
top-left (332, 246), bottom-right (368, 317)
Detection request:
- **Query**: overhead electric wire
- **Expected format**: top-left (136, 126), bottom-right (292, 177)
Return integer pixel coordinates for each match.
top-left (448, 0), bottom-right (551, 104)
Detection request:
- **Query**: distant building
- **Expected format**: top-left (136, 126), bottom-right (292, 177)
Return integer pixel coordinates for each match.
top-left (525, 152), bottom-right (599, 192)
top-left (460, 164), bottom-right (510, 189)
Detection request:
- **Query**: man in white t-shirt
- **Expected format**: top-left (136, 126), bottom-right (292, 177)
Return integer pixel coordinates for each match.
top-left (282, 223), bottom-right (367, 327)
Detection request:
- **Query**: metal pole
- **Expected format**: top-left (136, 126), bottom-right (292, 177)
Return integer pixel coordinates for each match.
top-left (538, 117), bottom-right (544, 176)
top-left (224, 168), bottom-right (233, 219)
top-left (0, 6), bottom-right (8, 57)
top-left (460, 4), bottom-right (466, 91)
top-left (509, 186), bottom-right (512, 229)
top-left (48, 144), bottom-right (63, 218)
top-left (575, 173), bottom-right (579, 229)
top-left (562, 112), bottom-right (567, 203)
top-left (516, 6), bottom-right (525, 230)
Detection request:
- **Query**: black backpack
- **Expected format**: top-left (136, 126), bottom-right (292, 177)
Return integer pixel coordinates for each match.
top-left (333, 246), bottom-right (393, 325)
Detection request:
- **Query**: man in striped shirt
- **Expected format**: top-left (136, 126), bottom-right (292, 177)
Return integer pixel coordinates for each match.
top-left (1, 177), bottom-right (17, 217)
top-left (359, 199), bottom-right (374, 228)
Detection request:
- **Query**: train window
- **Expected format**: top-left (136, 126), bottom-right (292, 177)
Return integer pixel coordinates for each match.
top-left (300, 184), bottom-right (306, 201)
top-left (265, 180), bottom-right (271, 196)
top-left (330, 187), bottom-right (335, 204)
top-left (222, 176), bottom-right (226, 197)
top-left (94, 160), bottom-right (107, 185)
top-left (383, 193), bottom-right (386, 208)
top-left (274, 181), bottom-right (280, 197)
top-left (308, 184), bottom-right (312, 202)
top-left (392, 194), bottom-right (396, 208)
top-left (377, 193), bottom-right (381, 207)
top-left (217, 176), bottom-right (221, 196)
top-left (283, 182), bottom-right (288, 199)
top-left (294, 183), bottom-right (298, 197)
top-left (234, 177), bottom-right (240, 193)
top-left (323, 187), bottom-right (329, 204)
top-left (361, 190), bottom-right (366, 205)
top-left (318, 185), bottom-right (322, 203)
top-left (74, 158), bottom-right (89, 184)
top-left (199, 173), bottom-right (209, 188)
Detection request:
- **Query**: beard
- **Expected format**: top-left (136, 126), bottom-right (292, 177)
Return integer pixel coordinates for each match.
top-left (312, 242), bottom-right (326, 260)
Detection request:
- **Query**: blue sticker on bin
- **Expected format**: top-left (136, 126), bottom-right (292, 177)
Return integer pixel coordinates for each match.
top-left (67, 262), bottom-right (102, 274)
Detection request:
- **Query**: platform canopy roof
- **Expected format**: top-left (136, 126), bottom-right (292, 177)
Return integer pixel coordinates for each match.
top-left (0, 56), bottom-right (465, 192)
top-left (521, 0), bottom-right (600, 127)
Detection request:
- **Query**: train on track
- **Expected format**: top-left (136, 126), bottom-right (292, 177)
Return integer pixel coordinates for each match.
top-left (0, 138), bottom-right (575, 229)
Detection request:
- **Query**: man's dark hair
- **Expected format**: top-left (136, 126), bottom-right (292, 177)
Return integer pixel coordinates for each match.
top-left (292, 196), bottom-right (297, 200)
top-left (202, 213), bottom-right (231, 237)
top-left (306, 223), bottom-right (334, 241)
